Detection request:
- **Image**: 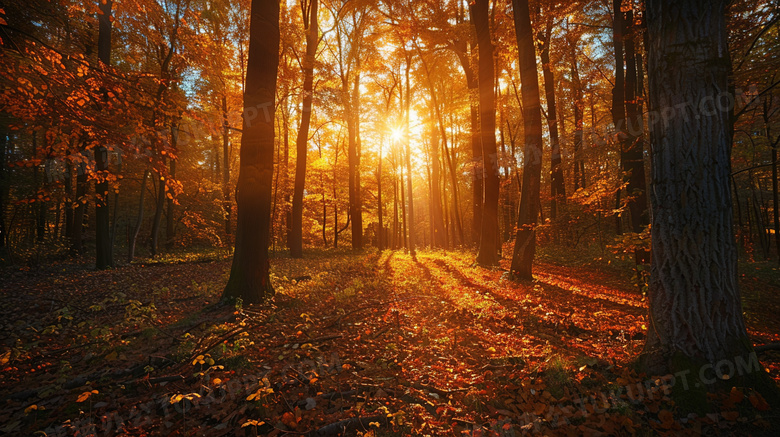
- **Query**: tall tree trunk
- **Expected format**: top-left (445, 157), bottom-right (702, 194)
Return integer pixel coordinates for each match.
top-left (403, 56), bottom-right (415, 255)
top-left (165, 125), bottom-right (177, 251)
top-left (611, 0), bottom-right (626, 235)
top-left (443, 137), bottom-right (464, 245)
top-left (291, 0), bottom-right (318, 258)
top-left (347, 76), bottom-right (363, 250)
top-left (642, 0), bottom-right (777, 402)
top-left (222, 94), bottom-right (232, 235)
top-left (95, 0), bottom-right (113, 268)
top-left (149, 162), bottom-right (165, 257)
top-left (429, 108), bottom-right (447, 248)
top-left (377, 139), bottom-right (384, 250)
top-left (64, 163), bottom-right (73, 242)
top-left (472, 0), bottom-right (499, 266)
top-left (509, 0), bottom-right (544, 279)
top-left (540, 15), bottom-right (565, 220)
top-left (32, 132), bottom-right (45, 242)
top-left (622, 6), bottom-right (648, 233)
top-left (223, 0), bottom-right (280, 304)
top-left (0, 131), bottom-right (7, 249)
top-left (71, 157), bottom-right (86, 254)
top-left (568, 33), bottom-right (586, 190)
top-left (128, 168), bottom-right (149, 263)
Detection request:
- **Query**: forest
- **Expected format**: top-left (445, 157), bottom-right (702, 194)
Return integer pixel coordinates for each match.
top-left (1, 0), bottom-right (780, 435)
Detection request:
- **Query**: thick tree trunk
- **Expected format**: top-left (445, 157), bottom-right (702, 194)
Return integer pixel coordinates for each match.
top-left (540, 16), bottom-right (565, 220)
top-left (472, 0), bottom-right (499, 266)
top-left (223, 0), bottom-right (280, 304)
top-left (291, 0), bottom-right (318, 258)
top-left (642, 0), bottom-right (778, 403)
top-left (95, 0), bottom-right (113, 268)
top-left (509, 0), bottom-right (544, 279)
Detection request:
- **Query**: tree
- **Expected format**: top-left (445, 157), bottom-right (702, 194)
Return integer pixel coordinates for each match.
top-left (223, 0), bottom-right (280, 304)
top-left (539, 12), bottom-right (565, 220)
top-left (641, 0), bottom-right (778, 403)
top-left (290, 0), bottom-right (319, 258)
top-left (508, 0), bottom-right (544, 280)
top-left (95, 0), bottom-right (114, 269)
top-left (471, 0), bottom-right (500, 266)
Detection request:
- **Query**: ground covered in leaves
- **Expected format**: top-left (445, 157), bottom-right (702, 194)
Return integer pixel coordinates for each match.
top-left (1, 248), bottom-right (780, 436)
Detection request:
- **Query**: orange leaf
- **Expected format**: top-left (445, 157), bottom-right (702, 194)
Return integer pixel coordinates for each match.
top-left (749, 393), bottom-right (771, 411)
top-left (658, 410), bottom-right (674, 429)
top-left (281, 412), bottom-right (297, 429)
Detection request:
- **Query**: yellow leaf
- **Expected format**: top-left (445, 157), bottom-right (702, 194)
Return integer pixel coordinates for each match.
top-left (24, 405), bottom-right (38, 414)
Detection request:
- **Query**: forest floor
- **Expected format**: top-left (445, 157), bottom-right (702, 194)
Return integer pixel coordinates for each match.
top-left (1, 247), bottom-right (780, 436)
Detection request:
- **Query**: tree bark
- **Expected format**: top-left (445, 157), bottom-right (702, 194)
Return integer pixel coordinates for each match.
top-left (403, 56), bottom-right (415, 256)
top-left (568, 34), bottom-right (586, 190)
top-left (622, 6), bottom-right (648, 233)
top-left (223, 0), bottom-right (279, 304)
top-left (165, 126), bottom-right (177, 251)
top-left (611, 0), bottom-right (626, 235)
top-left (0, 131), bottom-right (6, 249)
top-left (509, 0), bottom-right (544, 279)
top-left (540, 15), bottom-right (565, 220)
top-left (291, 0), bottom-right (318, 258)
top-left (642, 0), bottom-right (778, 402)
top-left (222, 95), bottom-right (231, 235)
top-left (95, 0), bottom-right (113, 268)
top-left (71, 158), bottom-right (86, 254)
top-left (149, 163), bottom-right (166, 257)
top-left (471, 0), bottom-right (499, 266)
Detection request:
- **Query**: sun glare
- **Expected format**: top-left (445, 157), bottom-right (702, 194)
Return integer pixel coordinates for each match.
top-left (390, 127), bottom-right (404, 142)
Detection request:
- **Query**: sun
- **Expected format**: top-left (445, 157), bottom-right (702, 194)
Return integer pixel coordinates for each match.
top-left (390, 127), bottom-right (404, 142)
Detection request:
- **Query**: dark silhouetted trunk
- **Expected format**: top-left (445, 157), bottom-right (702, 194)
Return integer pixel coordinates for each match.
top-left (71, 158), bottom-right (86, 254)
top-left (223, 0), bottom-right (279, 303)
top-left (291, 0), bottom-right (318, 257)
top-left (471, 0), bottom-right (499, 266)
top-left (165, 125), bottom-right (177, 251)
top-left (622, 6), bottom-right (648, 233)
top-left (0, 131), bottom-right (6, 249)
top-left (509, 0), bottom-right (544, 279)
top-left (612, 0), bottom-right (626, 235)
top-left (149, 163), bottom-right (165, 257)
top-left (95, 0), bottom-right (113, 268)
